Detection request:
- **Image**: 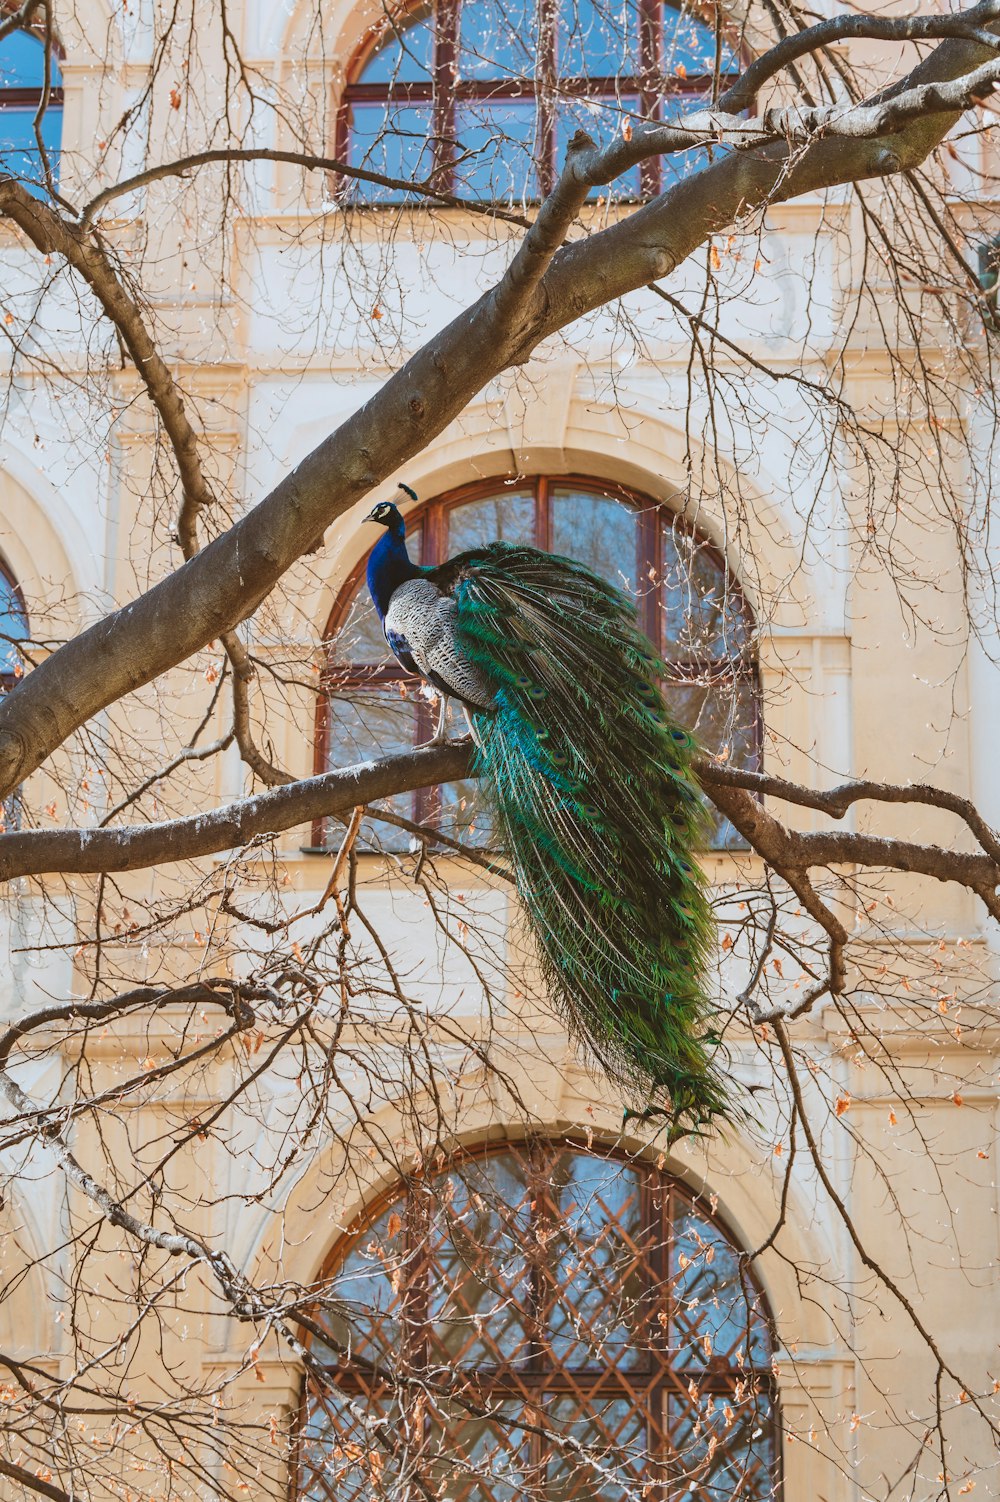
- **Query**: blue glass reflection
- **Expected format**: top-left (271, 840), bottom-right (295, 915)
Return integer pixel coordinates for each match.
top-left (0, 32), bottom-right (62, 197)
top-left (554, 97), bottom-right (641, 200)
top-left (458, 0), bottom-right (538, 79)
top-left (0, 570), bottom-right (28, 678)
top-left (0, 30), bottom-right (62, 88)
top-left (345, 102), bottom-right (434, 202)
top-left (663, 6), bottom-right (740, 75)
top-left (558, 0), bottom-right (637, 77)
top-left (357, 10), bottom-right (433, 84)
top-left (455, 100), bottom-right (538, 200)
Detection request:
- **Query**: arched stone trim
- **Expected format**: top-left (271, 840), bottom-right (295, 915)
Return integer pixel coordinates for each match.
top-left (0, 442), bottom-right (102, 625)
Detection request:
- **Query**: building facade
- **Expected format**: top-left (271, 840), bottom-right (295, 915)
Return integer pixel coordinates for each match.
top-left (1, 1), bottom-right (998, 1499)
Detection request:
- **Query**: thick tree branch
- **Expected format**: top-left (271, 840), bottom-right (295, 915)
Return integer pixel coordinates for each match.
top-left (0, 745), bottom-right (471, 878)
top-left (1, 745), bottom-right (998, 942)
top-left (707, 764), bottom-right (1000, 866)
top-left (720, 0), bottom-right (1000, 113)
top-left (0, 1456), bottom-right (72, 1502)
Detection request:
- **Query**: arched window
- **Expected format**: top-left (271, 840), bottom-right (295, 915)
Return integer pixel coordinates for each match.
top-left (338, 0), bottom-right (740, 203)
top-left (317, 476), bottom-right (759, 850)
top-left (296, 1141), bottom-right (780, 1500)
top-left (0, 559), bottom-right (29, 689)
top-left (0, 27), bottom-right (63, 198)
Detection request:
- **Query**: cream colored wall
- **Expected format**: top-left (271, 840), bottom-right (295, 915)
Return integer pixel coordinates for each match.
top-left (1, 3), bottom-right (998, 1498)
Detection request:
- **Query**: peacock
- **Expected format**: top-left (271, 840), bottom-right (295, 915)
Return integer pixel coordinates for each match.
top-left (363, 485), bottom-right (727, 1131)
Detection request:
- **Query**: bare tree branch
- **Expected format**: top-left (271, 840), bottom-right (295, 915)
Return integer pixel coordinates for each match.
top-left (0, 18), bottom-right (992, 800)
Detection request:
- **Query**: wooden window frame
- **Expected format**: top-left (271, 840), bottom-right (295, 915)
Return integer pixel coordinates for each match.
top-left (336, 0), bottom-right (743, 201)
top-left (293, 1137), bottom-right (782, 1501)
top-left (313, 474), bottom-right (760, 850)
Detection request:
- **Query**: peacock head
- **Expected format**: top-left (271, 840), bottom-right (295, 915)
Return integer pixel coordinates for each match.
top-left (365, 483), bottom-right (417, 536)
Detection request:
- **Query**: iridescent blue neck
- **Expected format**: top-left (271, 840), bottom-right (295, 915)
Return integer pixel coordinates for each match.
top-left (366, 524), bottom-right (422, 622)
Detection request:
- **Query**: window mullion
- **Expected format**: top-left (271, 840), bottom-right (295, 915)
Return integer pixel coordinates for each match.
top-left (434, 0), bottom-right (459, 190)
top-left (537, 0), bottom-right (558, 196)
top-left (640, 0), bottom-right (661, 198)
top-left (536, 475), bottom-right (550, 551)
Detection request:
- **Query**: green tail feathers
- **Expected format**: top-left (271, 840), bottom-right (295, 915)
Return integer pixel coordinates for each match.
top-left (451, 544), bottom-right (729, 1131)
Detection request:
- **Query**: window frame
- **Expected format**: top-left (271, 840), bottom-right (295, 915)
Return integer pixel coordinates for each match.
top-left (0, 22), bottom-right (64, 196)
top-left (336, 0), bottom-right (743, 202)
top-left (313, 474), bottom-right (760, 851)
top-left (294, 1136), bottom-right (783, 1501)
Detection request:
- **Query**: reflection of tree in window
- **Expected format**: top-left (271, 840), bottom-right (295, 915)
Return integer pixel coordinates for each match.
top-left (338, 0), bottom-right (740, 203)
top-left (317, 477), bottom-right (759, 853)
top-left (297, 1142), bottom-right (780, 1502)
top-left (0, 28), bottom-right (63, 198)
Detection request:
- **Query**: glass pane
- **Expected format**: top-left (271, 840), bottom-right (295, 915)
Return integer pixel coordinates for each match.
top-left (660, 522), bottom-right (752, 664)
top-left (446, 491), bottom-right (535, 552)
top-left (663, 6), bottom-right (740, 77)
top-left (0, 104), bottom-right (61, 196)
top-left (299, 1390), bottom-right (398, 1502)
top-left (663, 677), bottom-right (757, 767)
top-left (545, 1153), bottom-right (648, 1370)
top-left (662, 679), bottom-right (756, 850)
top-left (458, 0), bottom-right (538, 79)
top-left (0, 29), bottom-right (62, 87)
top-left (549, 487), bottom-right (639, 595)
top-left (545, 1395), bottom-right (646, 1501)
top-left (0, 571), bottom-right (28, 678)
top-left (426, 1402), bottom-right (531, 1501)
top-left (314, 1206), bottom-right (403, 1360)
top-left (558, 0), bottom-right (638, 78)
top-left (345, 102), bottom-right (434, 202)
top-left (357, 9), bottom-right (433, 84)
top-left (324, 689), bottom-right (420, 851)
top-left (669, 1390), bottom-right (778, 1502)
top-left (455, 100), bottom-right (539, 202)
top-left (426, 1154), bottom-right (533, 1368)
top-left (438, 776), bottom-right (494, 849)
top-left (330, 584), bottom-right (392, 665)
top-left (670, 1206), bottom-right (772, 1370)
top-left (554, 96), bottom-right (641, 200)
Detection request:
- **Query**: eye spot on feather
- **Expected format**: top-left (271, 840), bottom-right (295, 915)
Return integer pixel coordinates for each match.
top-left (527, 684), bottom-right (547, 701)
top-left (514, 673), bottom-right (532, 689)
top-left (577, 802), bottom-right (601, 820)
